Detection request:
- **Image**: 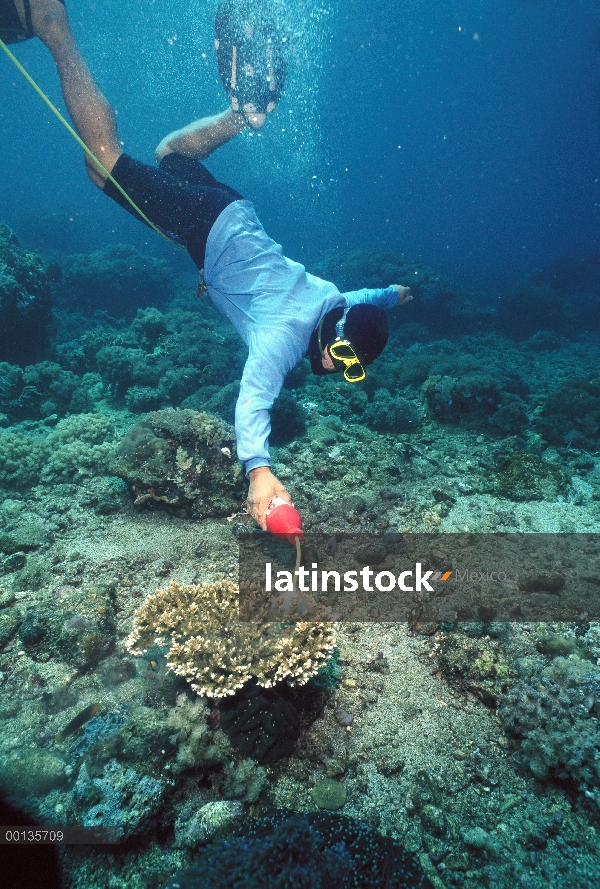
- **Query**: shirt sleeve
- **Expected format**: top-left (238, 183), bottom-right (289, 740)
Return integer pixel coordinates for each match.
top-left (235, 330), bottom-right (302, 475)
top-left (343, 285), bottom-right (398, 310)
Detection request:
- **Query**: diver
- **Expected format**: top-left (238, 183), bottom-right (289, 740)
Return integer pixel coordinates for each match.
top-left (3, 0), bottom-right (412, 529)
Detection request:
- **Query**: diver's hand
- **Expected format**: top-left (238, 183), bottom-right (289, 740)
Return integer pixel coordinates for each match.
top-left (394, 285), bottom-right (412, 305)
top-left (247, 467), bottom-right (292, 531)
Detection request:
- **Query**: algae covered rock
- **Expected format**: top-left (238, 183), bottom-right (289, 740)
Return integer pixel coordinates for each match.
top-left (113, 408), bottom-right (244, 517)
top-left (536, 378), bottom-right (600, 450)
top-left (0, 521), bottom-right (47, 554)
top-left (312, 777), bottom-right (347, 810)
top-left (0, 749), bottom-right (67, 795)
top-left (0, 605), bottom-right (22, 648)
top-left (73, 759), bottom-right (165, 838)
top-left (174, 800), bottom-right (244, 849)
top-left (18, 582), bottom-right (117, 668)
top-left (0, 224), bottom-right (52, 364)
top-left (495, 452), bottom-right (570, 501)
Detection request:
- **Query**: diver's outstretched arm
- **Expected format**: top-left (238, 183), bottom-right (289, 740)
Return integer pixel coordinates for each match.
top-left (155, 107), bottom-right (257, 163)
top-left (24, 0), bottom-right (121, 187)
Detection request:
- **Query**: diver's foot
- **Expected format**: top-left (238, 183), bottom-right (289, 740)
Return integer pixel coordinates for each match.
top-left (230, 100), bottom-right (270, 131)
top-left (235, 100), bottom-right (277, 130)
top-left (231, 96), bottom-right (277, 130)
top-left (14, 0), bottom-right (69, 46)
top-left (243, 111), bottom-right (266, 130)
top-left (215, 1), bottom-right (286, 132)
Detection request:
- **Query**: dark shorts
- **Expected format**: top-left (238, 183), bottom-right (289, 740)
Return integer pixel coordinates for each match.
top-left (0, 0), bottom-right (30, 43)
top-left (0, 0), bottom-right (65, 43)
top-left (102, 152), bottom-right (243, 269)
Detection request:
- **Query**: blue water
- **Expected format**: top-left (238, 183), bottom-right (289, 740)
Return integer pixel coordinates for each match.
top-left (1, 0), bottom-right (599, 293)
top-left (2, 4), bottom-right (600, 889)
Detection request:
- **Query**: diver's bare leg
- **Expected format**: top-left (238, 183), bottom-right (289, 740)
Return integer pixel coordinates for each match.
top-left (155, 108), bottom-right (257, 163)
top-left (20, 0), bottom-right (121, 187)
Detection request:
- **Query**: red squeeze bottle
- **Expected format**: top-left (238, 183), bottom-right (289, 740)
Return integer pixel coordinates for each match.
top-left (265, 496), bottom-right (303, 544)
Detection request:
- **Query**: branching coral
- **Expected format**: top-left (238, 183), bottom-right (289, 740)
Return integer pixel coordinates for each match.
top-left (126, 580), bottom-right (336, 699)
top-left (499, 656), bottom-right (600, 791)
top-left (167, 693), bottom-right (228, 774)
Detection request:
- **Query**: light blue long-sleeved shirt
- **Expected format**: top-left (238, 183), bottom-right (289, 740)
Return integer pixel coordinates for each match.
top-left (203, 200), bottom-right (398, 474)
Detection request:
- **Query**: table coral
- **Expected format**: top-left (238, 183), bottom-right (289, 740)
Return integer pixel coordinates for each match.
top-left (126, 580), bottom-right (336, 698)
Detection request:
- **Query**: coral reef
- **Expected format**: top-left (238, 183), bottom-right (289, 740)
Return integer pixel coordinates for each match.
top-left (0, 412), bottom-right (116, 490)
top-left (270, 390), bottom-right (307, 445)
top-left (3, 224), bottom-right (600, 889)
top-left (423, 372), bottom-right (501, 427)
top-left (313, 247), bottom-right (490, 336)
top-left (0, 225), bottom-right (53, 364)
top-left (43, 414), bottom-right (116, 482)
top-left (498, 283), bottom-right (575, 338)
top-left (313, 248), bottom-right (445, 298)
top-left (363, 390), bottom-right (421, 434)
top-left (0, 428), bottom-right (47, 490)
top-left (126, 580), bottom-right (336, 698)
top-left (486, 393), bottom-right (530, 436)
top-left (0, 361), bottom-right (87, 422)
top-left (536, 379), bottom-right (600, 450)
top-left (498, 256), bottom-right (600, 338)
top-left (499, 656), bottom-right (600, 795)
top-left (52, 298), bottom-right (246, 417)
top-left (57, 244), bottom-right (173, 318)
top-left (112, 408), bottom-right (245, 518)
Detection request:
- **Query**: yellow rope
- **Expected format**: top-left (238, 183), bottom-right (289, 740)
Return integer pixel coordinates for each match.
top-left (0, 37), bottom-right (186, 252)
